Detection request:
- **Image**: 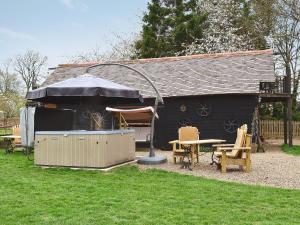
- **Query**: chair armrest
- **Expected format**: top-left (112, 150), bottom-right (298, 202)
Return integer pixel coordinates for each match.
top-left (219, 147), bottom-right (251, 152)
top-left (238, 147), bottom-right (251, 152)
top-left (212, 144), bottom-right (234, 147)
top-left (169, 140), bottom-right (180, 152)
top-left (218, 147), bottom-right (235, 152)
top-left (169, 140), bottom-right (179, 144)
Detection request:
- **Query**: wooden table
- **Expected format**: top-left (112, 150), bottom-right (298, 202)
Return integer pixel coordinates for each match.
top-left (176, 139), bottom-right (226, 168)
top-left (1, 135), bottom-right (21, 154)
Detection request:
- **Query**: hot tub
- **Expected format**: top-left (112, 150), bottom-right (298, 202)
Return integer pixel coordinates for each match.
top-left (34, 130), bottom-right (135, 168)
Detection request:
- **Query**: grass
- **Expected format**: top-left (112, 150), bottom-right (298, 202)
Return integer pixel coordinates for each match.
top-left (282, 144), bottom-right (300, 155)
top-left (0, 128), bottom-right (12, 136)
top-left (1, 151), bottom-right (300, 225)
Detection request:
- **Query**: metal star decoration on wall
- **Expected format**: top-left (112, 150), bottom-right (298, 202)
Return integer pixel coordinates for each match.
top-left (178, 118), bottom-right (192, 127)
top-left (224, 119), bottom-right (239, 133)
top-left (196, 104), bottom-right (211, 117)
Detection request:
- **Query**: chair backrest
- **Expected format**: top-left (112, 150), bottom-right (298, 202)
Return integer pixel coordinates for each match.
top-left (232, 124), bottom-right (248, 157)
top-left (12, 125), bottom-right (20, 136)
top-left (12, 125), bottom-right (21, 145)
top-left (178, 126), bottom-right (199, 141)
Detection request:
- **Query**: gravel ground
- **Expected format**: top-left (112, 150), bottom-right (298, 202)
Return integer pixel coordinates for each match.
top-left (136, 139), bottom-right (300, 190)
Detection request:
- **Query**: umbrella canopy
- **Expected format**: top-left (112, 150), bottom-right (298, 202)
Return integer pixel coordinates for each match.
top-left (26, 74), bottom-right (142, 100)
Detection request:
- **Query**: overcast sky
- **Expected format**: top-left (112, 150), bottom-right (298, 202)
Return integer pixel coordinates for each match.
top-left (0, 0), bottom-right (148, 68)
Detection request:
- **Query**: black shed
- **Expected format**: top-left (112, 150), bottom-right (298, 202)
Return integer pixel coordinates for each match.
top-left (43, 49), bottom-right (279, 150)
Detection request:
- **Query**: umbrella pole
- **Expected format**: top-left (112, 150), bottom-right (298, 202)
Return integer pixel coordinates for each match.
top-left (85, 62), bottom-right (167, 165)
top-left (138, 97), bottom-right (167, 164)
top-left (149, 98), bottom-right (157, 157)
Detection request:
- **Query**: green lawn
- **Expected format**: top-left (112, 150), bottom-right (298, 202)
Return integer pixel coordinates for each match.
top-left (282, 144), bottom-right (300, 155)
top-left (0, 128), bottom-right (12, 136)
top-left (1, 151), bottom-right (300, 225)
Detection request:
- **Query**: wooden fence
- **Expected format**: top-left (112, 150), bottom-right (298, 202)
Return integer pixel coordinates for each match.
top-left (260, 120), bottom-right (300, 138)
top-left (0, 117), bottom-right (19, 128)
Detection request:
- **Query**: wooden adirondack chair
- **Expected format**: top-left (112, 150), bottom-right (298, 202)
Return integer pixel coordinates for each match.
top-left (12, 125), bottom-right (21, 146)
top-left (213, 124), bottom-right (252, 173)
top-left (169, 126), bottom-right (199, 164)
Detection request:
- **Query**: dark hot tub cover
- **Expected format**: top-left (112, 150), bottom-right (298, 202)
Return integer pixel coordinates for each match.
top-left (26, 74), bottom-right (141, 100)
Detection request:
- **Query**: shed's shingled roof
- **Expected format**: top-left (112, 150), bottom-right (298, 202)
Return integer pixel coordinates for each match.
top-left (44, 49), bottom-right (275, 98)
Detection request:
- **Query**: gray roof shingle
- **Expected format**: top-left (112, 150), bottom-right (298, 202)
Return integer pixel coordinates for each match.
top-left (44, 49), bottom-right (275, 98)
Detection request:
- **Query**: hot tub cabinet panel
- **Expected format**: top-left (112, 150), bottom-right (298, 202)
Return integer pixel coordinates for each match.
top-left (34, 130), bottom-right (135, 168)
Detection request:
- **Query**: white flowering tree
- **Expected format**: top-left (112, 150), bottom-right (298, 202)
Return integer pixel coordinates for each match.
top-left (181, 0), bottom-right (254, 54)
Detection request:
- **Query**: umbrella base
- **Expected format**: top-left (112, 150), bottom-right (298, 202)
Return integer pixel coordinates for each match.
top-left (137, 155), bottom-right (167, 165)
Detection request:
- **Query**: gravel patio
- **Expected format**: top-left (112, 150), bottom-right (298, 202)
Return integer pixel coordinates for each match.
top-left (137, 139), bottom-right (300, 190)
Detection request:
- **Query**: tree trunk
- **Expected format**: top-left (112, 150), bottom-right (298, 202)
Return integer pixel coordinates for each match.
top-left (286, 62), bottom-right (293, 147)
top-left (284, 102), bottom-right (288, 144)
top-left (288, 97), bottom-right (293, 147)
top-left (292, 76), bottom-right (299, 111)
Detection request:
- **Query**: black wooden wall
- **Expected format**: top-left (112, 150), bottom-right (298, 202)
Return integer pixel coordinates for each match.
top-left (34, 94), bottom-right (258, 151)
top-left (151, 95), bottom-right (258, 150)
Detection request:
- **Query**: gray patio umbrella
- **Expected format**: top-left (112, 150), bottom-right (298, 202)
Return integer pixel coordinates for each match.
top-left (26, 74), bottom-right (141, 100)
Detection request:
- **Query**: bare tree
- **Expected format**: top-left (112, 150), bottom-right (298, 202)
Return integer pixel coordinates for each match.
top-left (0, 59), bottom-right (21, 95)
top-left (0, 94), bottom-right (26, 118)
top-left (108, 33), bottom-right (139, 60)
top-left (69, 34), bottom-right (139, 63)
top-left (283, 0), bottom-right (300, 21)
top-left (272, 0), bottom-right (300, 105)
top-left (14, 50), bottom-right (47, 93)
top-left (271, 0), bottom-right (300, 146)
top-left (0, 59), bottom-right (25, 117)
top-left (69, 46), bottom-right (108, 63)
